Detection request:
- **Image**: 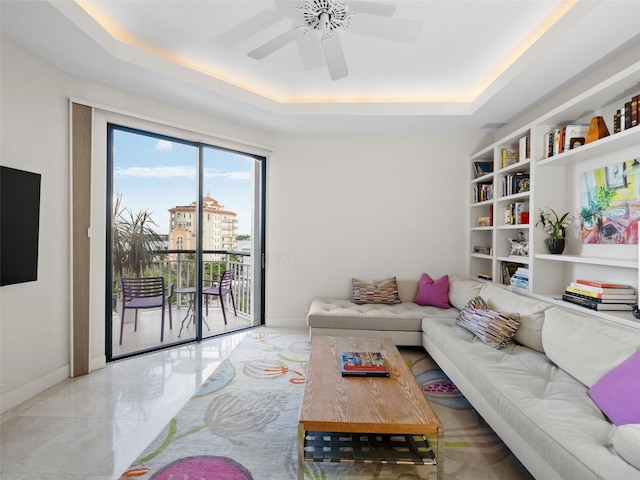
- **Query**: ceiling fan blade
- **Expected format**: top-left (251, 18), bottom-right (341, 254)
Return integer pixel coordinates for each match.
top-left (349, 1), bottom-right (396, 17)
top-left (349, 13), bottom-right (422, 43)
top-left (248, 29), bottom-right (300, 59)
top-left (296, 33), bottom-right (324, 70)
top-left (321, 35), bottom-right (348, 81)
top-left (214, 9), bottom-right (283, 47)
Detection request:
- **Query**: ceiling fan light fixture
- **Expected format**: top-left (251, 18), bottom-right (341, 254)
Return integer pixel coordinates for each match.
top-left (296, 0), bottom-right (355, 37)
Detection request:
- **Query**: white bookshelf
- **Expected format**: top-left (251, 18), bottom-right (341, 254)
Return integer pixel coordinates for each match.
top-left (467, 59), bottom-right (640, 328)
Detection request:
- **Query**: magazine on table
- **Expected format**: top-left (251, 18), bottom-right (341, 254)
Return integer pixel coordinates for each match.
top-left (339, 351), bottom-right (390, 377)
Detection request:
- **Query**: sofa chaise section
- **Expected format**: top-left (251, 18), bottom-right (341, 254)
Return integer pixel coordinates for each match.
top-left (307, 278), bottom-right (457, 346)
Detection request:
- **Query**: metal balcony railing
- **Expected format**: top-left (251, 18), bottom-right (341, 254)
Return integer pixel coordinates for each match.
top-left (139, 249), bottom-right (252, 318)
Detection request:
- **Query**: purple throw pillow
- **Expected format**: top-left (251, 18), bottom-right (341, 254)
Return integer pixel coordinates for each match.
top-left (413, 273), bottom-right (450, 309)
top-left (588, 349), bottom-right (640, 425)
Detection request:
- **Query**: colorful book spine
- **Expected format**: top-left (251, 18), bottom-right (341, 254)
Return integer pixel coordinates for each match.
top-left (562, 293), bottom-right (634, 311)
top-left (575, 279), bottom-right (633, 289)
top-left (564, 290), bottom-right (636, 304)
top-left (565, 285), bottom-right (637, 300)
top-left (568, 282), bottom-right (635, 295)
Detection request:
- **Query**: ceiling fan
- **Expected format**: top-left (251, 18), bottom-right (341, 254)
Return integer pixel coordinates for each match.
top-left (216, 1), bottom-right (422, 81)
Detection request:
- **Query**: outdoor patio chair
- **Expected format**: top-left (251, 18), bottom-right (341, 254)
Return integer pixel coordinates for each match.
top-left (203, 269), bottom-right (237, 325)
top-left (120, 277), bottom-right (173, 345)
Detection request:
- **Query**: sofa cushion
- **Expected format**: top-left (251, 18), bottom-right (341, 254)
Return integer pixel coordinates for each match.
top-left (413, 273), bottom-right (450, 309)
top-left (456, 296), bottom-right (520, 349)
top-left (542, 307), bottom-right (640, 388)
top-left (352, 277), bottom-right (401, 305)
top-left (612, 424), bottom-right (640, 469)
top-left (308, 298), bottom-right (457, 332)
top-left (478, 283), bottom-right (550, 353)
top-left (447, 275), bottom-right (483, 310)
top-left (589, 349), bottom-right (640, 425)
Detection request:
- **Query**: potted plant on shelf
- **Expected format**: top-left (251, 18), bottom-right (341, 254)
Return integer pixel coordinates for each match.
top-left (536, 208), bottom-right (577, 254)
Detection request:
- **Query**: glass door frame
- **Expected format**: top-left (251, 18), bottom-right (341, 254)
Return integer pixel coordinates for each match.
top-left (105, 123), bottom-right (266, 361)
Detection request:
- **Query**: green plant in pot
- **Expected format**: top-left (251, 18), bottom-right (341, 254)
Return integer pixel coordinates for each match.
top-left (537, 207), bottom-right (577, 254)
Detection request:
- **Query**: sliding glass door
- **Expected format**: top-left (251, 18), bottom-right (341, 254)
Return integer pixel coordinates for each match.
top-left (107, 124), bottom-right (265, 360)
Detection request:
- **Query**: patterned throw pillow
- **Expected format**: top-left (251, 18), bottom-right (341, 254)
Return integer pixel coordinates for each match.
top-left (456, 296), bottom-right (520, 349)
top-left (352, 277), bottom-right (402, 305)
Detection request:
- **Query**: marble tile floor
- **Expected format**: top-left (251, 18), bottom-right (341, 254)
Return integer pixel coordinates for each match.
top-left (0, 329), bottom-right (254, 480)
top-left (112, 304), bottom-right (254, 358)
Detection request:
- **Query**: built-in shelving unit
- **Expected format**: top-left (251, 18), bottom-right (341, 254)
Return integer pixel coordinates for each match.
top-left (467, 59), bottom-right (640, 330)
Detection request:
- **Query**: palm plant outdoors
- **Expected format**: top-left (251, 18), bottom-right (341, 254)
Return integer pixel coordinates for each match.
top-left (113, 193), bottom-right (164, 281)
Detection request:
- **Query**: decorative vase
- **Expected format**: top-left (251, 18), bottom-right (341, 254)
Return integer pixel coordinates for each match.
top-left (547, 238), bottom-right (565, 254)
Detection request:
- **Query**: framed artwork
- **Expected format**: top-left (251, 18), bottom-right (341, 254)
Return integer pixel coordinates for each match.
top-left (580, 159), bottom-right (640, 244)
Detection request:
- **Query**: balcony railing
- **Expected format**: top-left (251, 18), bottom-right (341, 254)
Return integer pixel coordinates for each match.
top-left (129, 249), bottom-right (252, 318)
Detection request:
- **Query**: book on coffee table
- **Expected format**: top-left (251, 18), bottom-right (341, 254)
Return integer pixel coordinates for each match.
top-left (339, 351), bottom-right (390, 377)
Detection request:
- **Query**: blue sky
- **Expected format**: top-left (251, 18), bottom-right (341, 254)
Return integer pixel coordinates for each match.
top-left (113, 128), bottom-right (254, 235)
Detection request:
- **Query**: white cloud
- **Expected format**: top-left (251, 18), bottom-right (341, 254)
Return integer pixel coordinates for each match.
top-left (204, 170), bottom-right (252, 181)
top-left (114, 166), bottom-right (196, 178)
top-left (155, 140), bottom-right (173, 151)
top-left (114, 166), bottom-right (251, 181)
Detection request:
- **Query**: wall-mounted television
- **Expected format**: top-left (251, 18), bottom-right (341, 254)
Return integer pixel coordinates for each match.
top-left (1, 166), bottom-right (42, 286)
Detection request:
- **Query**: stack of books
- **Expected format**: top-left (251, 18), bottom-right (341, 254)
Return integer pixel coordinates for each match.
top-left (509, 267), bottom-right (529, 290)
top-left (562, 280), bottom-right (637, 311)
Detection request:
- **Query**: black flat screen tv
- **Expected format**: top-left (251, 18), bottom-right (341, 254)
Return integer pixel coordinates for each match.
top-left (1, 166), bottom-right (42, 286)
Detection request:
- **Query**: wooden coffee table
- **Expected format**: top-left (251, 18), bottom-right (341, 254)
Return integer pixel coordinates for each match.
top-left (298, 336), bottom-right (443, 479)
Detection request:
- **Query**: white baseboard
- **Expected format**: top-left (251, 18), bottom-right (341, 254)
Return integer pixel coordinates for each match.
top-left (0, 364), bottom-right (70, 414)
top-left (90, 355), bottom-right (106, 372)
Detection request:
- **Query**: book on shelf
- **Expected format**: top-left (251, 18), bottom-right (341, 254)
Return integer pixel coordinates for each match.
top-left (575, 279), bottom-right (633, 289)
top-left (510, 276), bottom-right (529, 290)
top-left (477, 272), bottom-right (492, 280)
top-left (501, 148), bottom-right (518, 168)
top-left (472, 245), bottom-right (492, 255)
top-left (568, 282), bottom-right (635, 295)
top-left (563, 124), bottom-right (590, 150)
top-left (614, 95), bottom-right (639, 132)
top-left (565, 285), bottom-right (637, 301)
top-left (473, 161), bottom-right (493, 178)
top-left (503, 202), bottom-right (529, 225)
top-left (500, 262), bottom-right (520, 285)
top-left (502, 172), bottom-right (530, 196)
top-left (553, 128), bottom-right (564, 156)
top-left (509, 267), bottom-right (529, 289)
top-left (340, 352), bottom-right (390, 377)
top-left (473, 182), bottom-right (493, 203)
top-left (542, 132), bottom-right (552, 158)
top-left (562, 293), bottom-right (635, 311)
top-left (518, 135), bottom-right (530, 161)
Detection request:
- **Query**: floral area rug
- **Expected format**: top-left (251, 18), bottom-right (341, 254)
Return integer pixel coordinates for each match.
top-left (119, 329), bottom-right (533, 480)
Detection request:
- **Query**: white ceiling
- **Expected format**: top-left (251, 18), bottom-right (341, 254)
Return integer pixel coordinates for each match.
top-left (2, 0), bottom-right (640, 134)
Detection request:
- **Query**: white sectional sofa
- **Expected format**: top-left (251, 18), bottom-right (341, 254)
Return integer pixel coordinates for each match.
top-left (306, 275), bottom-right (640, 480)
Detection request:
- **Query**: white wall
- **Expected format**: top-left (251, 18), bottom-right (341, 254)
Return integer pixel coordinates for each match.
top-left (1, 35), bottom-right (72, 410)
top-left (266, 133), bottom-right (480, 325)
